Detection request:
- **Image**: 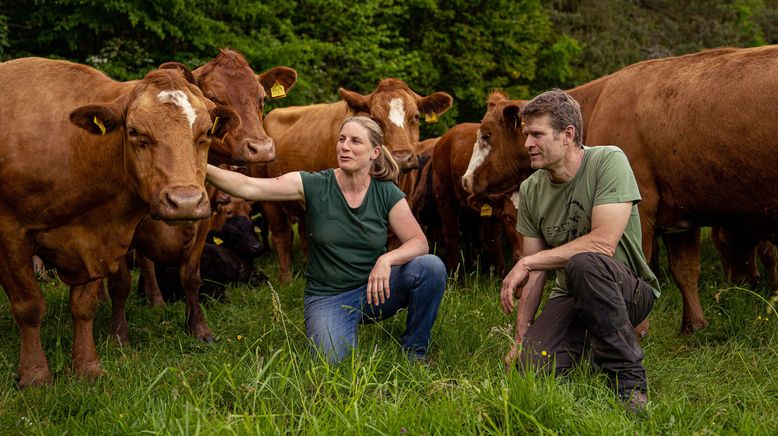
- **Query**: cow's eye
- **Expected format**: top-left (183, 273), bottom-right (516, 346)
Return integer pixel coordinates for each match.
top-left (128, 128), bottom-right (139, 138)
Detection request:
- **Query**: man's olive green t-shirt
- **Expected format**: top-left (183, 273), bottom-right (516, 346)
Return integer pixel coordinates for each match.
top-left (300, 169), bottom-right (405, 296)
top-left (516, 146), bottom-right (661, 299)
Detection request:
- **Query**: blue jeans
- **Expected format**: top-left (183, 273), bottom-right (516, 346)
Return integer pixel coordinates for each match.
top-left (303, 254), bottom-right (446, 364)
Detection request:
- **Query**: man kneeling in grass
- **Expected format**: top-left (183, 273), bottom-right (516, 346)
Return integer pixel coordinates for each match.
top-left (500, 90), bottom-right (661, 413)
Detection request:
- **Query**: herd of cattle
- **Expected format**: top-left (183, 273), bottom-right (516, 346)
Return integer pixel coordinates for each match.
top-left (0, 44), bottom-right (776, 388)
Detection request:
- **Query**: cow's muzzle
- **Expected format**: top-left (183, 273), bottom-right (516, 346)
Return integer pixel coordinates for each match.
top-left (153, 185), bottom-right (211, 221)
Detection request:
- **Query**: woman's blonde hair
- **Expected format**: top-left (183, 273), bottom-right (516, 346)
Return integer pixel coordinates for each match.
top-left (340, 116), bottom-right (400, 182)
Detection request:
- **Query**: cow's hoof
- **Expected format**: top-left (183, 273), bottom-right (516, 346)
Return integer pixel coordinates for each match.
top-left (680, 318), bottom-right (709, 335)
top-left (74, 361), bottom-right (105, 380)
top-left (279, 273), bottom-right (293, 285)
top-left (149, 297), bottom-right (166, 307)
top-left (190, 325), bottom-right (214, 343)
top-left (111, 330), bottom-right (130, 345)
top-left (18, 367), bottom-right (53, 389)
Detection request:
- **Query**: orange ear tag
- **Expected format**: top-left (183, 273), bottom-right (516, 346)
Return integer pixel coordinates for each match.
top-left (270, 81), bottom-right (286, 99)
top-left (480, 204), bottom-right (493, 217)
top-left (93, 116), bottom-right (106, 135)
top-left (425, 112), bottom-right (438, 124)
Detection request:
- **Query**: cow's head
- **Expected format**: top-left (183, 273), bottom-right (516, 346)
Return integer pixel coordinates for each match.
top-left (69, 68), bottom-right (239, 221)
top-left (339, 78), bottom-right (452, 170)
top-left (462, 92), bottom-right (531, 197)
top-left (187, 49), bottom-right (297, 164)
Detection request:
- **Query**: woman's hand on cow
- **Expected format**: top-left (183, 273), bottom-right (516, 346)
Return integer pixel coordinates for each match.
top-left (367, 255), bottom-right (392, 305)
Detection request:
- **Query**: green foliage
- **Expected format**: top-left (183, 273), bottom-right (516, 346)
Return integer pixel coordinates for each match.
top-left (0, 0), bottom-right (577, 131)
top-left (546, 0), bottom-right (775, 86)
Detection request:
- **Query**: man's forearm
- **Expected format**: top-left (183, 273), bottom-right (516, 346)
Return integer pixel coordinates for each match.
top-left (514, 271), bottom-right (545, 341)
top-left (520, 232), bottom-right (617, 272)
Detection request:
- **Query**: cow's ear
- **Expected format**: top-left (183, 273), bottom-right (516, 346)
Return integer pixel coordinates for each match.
top-left (159, 62), bottom-right (196, 85)
top-left (208, 106), bottom-right (240, 139)
top-left (487, 91), bottom-right (508, 111)
top-left (258, 66), bottom-right (298, 96)
top-left (70, 105), bottom-right (123, 135)
top-left (503, 102), bottom-right (522, 131)
top-left (339, 88), bottom-right (370, 114)
top-left (418, 92), bottom-right (453, 116)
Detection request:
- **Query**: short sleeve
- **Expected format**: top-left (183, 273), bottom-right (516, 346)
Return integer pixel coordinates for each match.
top-left (300, 170), bottom-right (328, 207)
top-left (593, 148), bottom-right (641, 206)
top-left (516, 180), bottom-right (542, 238)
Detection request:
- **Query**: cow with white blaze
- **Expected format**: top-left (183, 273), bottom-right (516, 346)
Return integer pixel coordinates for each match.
top-left (0, 57), bottom-right (237, 387)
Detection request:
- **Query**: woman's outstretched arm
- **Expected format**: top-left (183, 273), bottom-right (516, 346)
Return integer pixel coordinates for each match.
top-left (206, 164), bottom-right (304, 202)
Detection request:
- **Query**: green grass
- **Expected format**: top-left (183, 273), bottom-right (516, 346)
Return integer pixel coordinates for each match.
top-left (0, 236), bottom-right (776, 434)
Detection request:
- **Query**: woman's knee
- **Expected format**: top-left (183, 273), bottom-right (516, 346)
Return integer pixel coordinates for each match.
top-left (409, 254), bottom-right (447, 286)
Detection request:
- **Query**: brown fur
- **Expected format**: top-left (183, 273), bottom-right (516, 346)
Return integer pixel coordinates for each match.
top-left (0, 57), bottom-right (236, 387)
top-left (466, 46), bottom-right (778, 333)
top-left (258, 79), bottom-right (453, 283)
top-left (194, 49), bottom-right (298, 164)
top-left (429, 120), bottom-right (524, 275)
top-left (107, 51), bottom-right (296, 344)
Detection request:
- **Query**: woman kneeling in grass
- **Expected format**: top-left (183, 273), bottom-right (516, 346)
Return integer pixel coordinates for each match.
top-left (206, 116), bottom-right (446, 363)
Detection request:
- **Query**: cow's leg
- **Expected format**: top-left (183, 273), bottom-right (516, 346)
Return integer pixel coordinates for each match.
top-left (264, 202), bottom-right (294, 284)
top-left (665, 229), bottom-right (707, 333)
top-left (481, 217), bottom-right (506, 276)
top-left (106, 259), bottom-right (131, 343)
top-left (711, 227), bottom-right (760, 284)
top-left (180, 227), bottom-right (213, 342)
top-left (757, 241), bottom-right (778, 286)
top-left (70, 280), bottom-right (105, 379)
top-left (431, 172), bottom-right (462, 273)
top-left (137, 253), bottom-right (165, 306)
top-left (0, 244), bottom-right (51, 387)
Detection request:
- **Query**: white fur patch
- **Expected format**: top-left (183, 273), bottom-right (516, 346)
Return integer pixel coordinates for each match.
top-left (510, 191), bottom-right (520, 209)
top-left (157, 90), bottom-right (197, 129)
top-left (388, 98), bottom-right (405, 128)
top-left (463, 130), bottom-right (491, 179)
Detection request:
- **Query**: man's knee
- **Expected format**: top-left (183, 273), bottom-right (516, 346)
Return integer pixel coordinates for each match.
top-left (565, 252), bottom-right (604, 279)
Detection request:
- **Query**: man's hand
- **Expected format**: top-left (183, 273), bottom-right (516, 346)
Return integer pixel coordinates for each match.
top-left (503, 343), bottom-right (522, 371)
top-left (500, 261), bottom-right (530, 314)
top-left (367, 255), bottom-right (392, 305)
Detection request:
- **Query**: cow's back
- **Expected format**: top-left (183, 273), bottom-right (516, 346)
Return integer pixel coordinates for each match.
top-left (0, 58), bottom-right (132, 224)
top-left (574, 46), bottom-right (778, 228)
top-left (264, 101), bottom-right (350, 176)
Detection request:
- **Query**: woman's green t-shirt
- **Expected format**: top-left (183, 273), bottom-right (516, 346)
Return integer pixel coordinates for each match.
top-left (300, 169), bottom-right (405, 296)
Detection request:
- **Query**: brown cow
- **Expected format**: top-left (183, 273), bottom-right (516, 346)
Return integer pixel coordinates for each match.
top-left (464, 46), bottom-right (778, 333)
top-left (259, 79), bottom-right (453, 282)
top-left (107, 51), bottom-right (297, 343)
top-left (429, 92), bottom-right (529, 274)
top-left (0, 57), bottom-right (237, 387)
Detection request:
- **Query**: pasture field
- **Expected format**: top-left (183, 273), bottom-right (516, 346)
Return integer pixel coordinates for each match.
top-left (0, 233), bottom-right (776, 435)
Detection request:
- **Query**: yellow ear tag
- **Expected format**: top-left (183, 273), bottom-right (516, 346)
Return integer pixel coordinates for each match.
top-left (270, 81), bottom-right (286, 99)
top-left (213, 237), bottom-right (224, 246)
top-left (480, 204), bottom-right (493, 217)
top-left (210, 116), bottom-right (220, 135)
top-left (93, 116), bottom-right (106, 135)
top-left (425, 112), bottom-right (438, 124)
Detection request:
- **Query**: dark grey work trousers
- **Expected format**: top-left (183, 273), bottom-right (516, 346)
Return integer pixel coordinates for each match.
top-left (518, 252), bottom-right (655, 394)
